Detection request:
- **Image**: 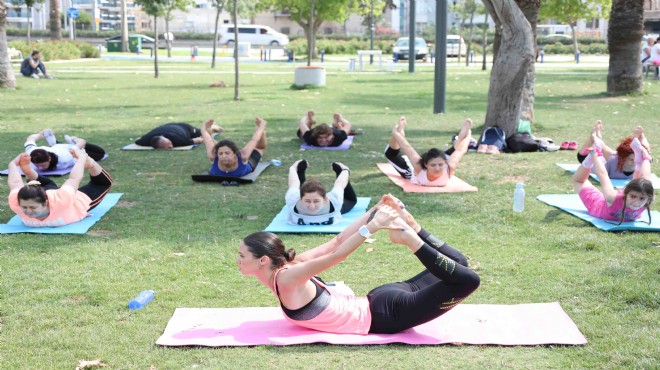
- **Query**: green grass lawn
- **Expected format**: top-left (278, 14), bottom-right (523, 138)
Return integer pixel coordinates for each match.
top-left (1, 59), bottom-right (658, 369)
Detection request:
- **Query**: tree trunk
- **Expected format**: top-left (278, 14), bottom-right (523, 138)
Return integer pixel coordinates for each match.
top-left (515, 0), bottom-right (540, 123)
top-left (232, 0), bottom-right (239, 100)
top-left (165, 15), bottom-right (172, 58)
top-left (211, 4), bottom-right (222, 68)
top-left (307, 0), bottom-right (314, 66)
top-left (569, 22), bottom-right (578, 57)
top-left (26, 7), bottom-right (31, 43)
top-left (607, 0), bottom-right (644, 95)
top-left (465, 4), bottom-right (476, 67)
top-left (49, 0), bottom-right (61, 40)
top-left (296, 18), bottom-right (321, 61)
top-left (482, 0), bottom-right (535, 137)
top-left (0, 0), bottom-right (17, 88)
top-left (481, 12), bottom-right (488, 71)
top-left (153, 16), bottom-right (159, 78)
top-left (121, 0), bottom-right (128, 52)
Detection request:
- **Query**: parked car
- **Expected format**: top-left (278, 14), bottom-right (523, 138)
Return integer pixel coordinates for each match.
top-left (219, 25), bottom-right (289, 47)
top-left (392, 37), bottom-right (429, 60)
top-left (106, 34), bottom-right (166, 49)
top-left (538, 33), bottom-right (572, 44)
top-left (446, 35), bottom-right (467, 57)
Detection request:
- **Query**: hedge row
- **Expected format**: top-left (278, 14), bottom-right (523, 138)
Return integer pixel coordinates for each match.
top-left (9, 40), bottom-right (100, 61)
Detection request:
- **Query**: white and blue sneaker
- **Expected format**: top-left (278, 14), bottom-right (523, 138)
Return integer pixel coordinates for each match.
top-left (43, 128), bottom-right (57, 146)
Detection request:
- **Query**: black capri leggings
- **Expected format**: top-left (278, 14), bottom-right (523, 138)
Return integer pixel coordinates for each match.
top-left (36, 168), bottom-right (112, 210)
top-left (84, 143), bottom-right (106, 162)
top-left (367, 228), bottom-right (480, 334)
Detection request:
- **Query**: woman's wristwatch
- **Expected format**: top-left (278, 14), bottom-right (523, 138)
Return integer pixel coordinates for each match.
top-left (358, 225), bottom-right (372, 238)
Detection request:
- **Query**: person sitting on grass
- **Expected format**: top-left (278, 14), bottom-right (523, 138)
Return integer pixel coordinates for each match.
top-left (385, 117), bottom-right (472, 187)
top-left (577, 121), bottom-right (652, 180)
top-left (135, 122), bottom-right (222, 149)
top-left (572, 131), bottom-right (654, 224)
top-left (20, 50), bottom-right (53, 79)
top-left (202, 117), bottom-right (267, 178)
top-left (24, 129), bottom-right (106, 172)
top-left (7, 148), bottom-right (113, 227)
top-left (236, 194), bottom-right (480, 334)
top-left (297, 111), bottom-right (352, 147)
top-left (285, 160), bottom-right (357, 225)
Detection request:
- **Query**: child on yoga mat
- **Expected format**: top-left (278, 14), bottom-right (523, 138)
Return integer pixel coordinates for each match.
top-left (572, 129), bottom-right (654, 224)
top-left (385, 117), bottom-right (472, 187)
top-left (285, 160), bottom-right (357, 225)
top-left (7, 147), bottom-right (113, 227)
top-left (202, 117), bottom-right (267, 178)
top-left (237, 194), bottom-right (480, 334)
top-left (577, 121), bottom-right (652, 180)
top-left (297, 111), bottom-right (352, 147)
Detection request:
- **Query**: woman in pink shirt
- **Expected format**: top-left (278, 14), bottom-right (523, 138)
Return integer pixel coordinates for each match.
top-left (572, 127), bottom-right (654, 224)
top-left (385, 116), bottom-right (473, 187)
top-left (237, 195), bottom-right (480, 334)
top-left (7, 147), bottom-right (113, 227)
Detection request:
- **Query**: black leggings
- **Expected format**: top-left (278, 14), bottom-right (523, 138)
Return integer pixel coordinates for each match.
top-left (384, 145), bottom-right (413, 180)
top-left (297, 162), bottom-right (357, 214)
top-left (36, 169), bottom-right (112, 210)
top-left (367, 228), bottom-right (480, 334)
top-left (84, 143), bottom-right (106, 162)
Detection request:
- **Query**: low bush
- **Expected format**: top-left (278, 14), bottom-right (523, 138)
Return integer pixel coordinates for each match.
top-left (8, 40), bottom-right (100, 61)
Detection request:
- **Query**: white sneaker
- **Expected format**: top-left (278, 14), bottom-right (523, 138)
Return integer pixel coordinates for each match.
top-left (31, 74), bottom-right (39, 79)
top-left (64, 135), bottom-right (75, 144)
top-left (43, 128), bottom-right (57, 146)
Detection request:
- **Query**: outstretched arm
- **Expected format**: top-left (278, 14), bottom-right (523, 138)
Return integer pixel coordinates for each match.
top-left (201, 119), bottom-right (217, 162)
top-left (7, 156), bottom-right (26, 191)
top-left (288, 160), bottom-right (303, 189)
top-left (590, 151), bottom-right (617, 203)
top-left (62, 148), bottom-right (88, 190)
top-left (279, 205), bottom-right (400, 287)
top-left (391, 127), bottom-right (422, 168)
top-left (239, 117), bottom-right (267, 159)
top-left (330, 169), bottom-right (350, 193)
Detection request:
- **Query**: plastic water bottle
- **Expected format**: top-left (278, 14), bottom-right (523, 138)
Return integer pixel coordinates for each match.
top-left (513, 183), bottom-right (525, 213)
top-left (128, 290), bottom-right (155, 310)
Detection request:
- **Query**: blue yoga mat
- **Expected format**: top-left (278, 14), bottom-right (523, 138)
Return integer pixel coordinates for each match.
top-left (0, 193), bottom-right (123, 234)
top-left (555, 163), bottom-right (660, 189)
top-left (264, 197), bottom-right (371, 234)
top-left (300, 136), bottom-right (354, 151)
top-left (536, 193), bottom-right (660, 231)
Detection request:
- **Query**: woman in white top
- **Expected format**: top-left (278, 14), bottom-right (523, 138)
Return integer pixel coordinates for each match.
top-left (385, 117), bottom-right (472, 187)
top-left (285, 160), bottom-right (357, 225)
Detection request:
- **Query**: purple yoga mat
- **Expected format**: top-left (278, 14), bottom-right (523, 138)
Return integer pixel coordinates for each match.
top-left (300, 136), bottom-right (354, 150)
top-left (156, 302), bottom-right (587, 347)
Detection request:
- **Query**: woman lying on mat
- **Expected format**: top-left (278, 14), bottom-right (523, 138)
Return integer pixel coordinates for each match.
top-left (7, 148), bottom-right (113, 227)
top-left (577, 121), bottom-right (652, 180)
top-left (284, 160), bottom-right (357, 225)
top-left (297, 111), bottom-right (352, 147)
top-left (202, 117), bottom-right (267, 177)
top-left (572, 131), bottom-right (654, 224)
top-left (237, 194), bottom-right (480, 334)
top-left (385, 117), bottom-right (472, 187)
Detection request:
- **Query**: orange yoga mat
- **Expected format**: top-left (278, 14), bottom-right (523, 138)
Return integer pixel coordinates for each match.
top-left (377, 163), bottom-right (478, 193)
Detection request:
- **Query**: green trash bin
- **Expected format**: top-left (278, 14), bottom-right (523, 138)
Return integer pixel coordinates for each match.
top-left (106, 40), bottom-right (121, 52)
top-left (128, 35), bottom-right (142, 53)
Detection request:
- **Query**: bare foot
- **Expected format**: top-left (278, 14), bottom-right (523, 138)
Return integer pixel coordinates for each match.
top-left (592, 120), bottom-right (603, 139)
top-left (397, 116), bottom-right (407, 134)
top-left (256, 117), bottom-right (267, 128)
top-left (632, 126), bottom-right (644, 140)
top-left (17, 153), bottom-right (37, 179)
top-left (457, 118), bottom-right (473, 141)
top-left (210, 124), bottom-right (224, 134)
top-left (307, 111), bottom-right (316, 128)
top-left (203, 119), bottom-right (215, 133)
top-left (381, 194), bottom-right (421, 232)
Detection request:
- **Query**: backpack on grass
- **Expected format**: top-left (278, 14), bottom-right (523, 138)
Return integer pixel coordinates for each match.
top-left (506, 133), bottom-right (540, 153)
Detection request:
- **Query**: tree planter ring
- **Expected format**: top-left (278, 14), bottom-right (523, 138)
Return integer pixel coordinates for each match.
top-left (294, 66), bottom-right (326, 87)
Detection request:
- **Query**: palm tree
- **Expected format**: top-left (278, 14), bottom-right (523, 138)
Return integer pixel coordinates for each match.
top-left (607, 0), bottom-right (644, 94)
top-left (49, 0), bottom-right (60, 39)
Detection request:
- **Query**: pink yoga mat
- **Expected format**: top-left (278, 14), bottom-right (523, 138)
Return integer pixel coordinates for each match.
top-left (377, 163), bottom-right (478, 193)
top-left (156, 302), bottom-right (586, 347)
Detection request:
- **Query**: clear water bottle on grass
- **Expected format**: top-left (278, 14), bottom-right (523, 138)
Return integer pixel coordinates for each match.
top-left (513, 183), bottom-right (525, 212)
top-left (128, 290), bottom-right (155, 310)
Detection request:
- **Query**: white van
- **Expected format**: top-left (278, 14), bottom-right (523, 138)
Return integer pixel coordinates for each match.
top-left (219, 25), bottom-right (289, 47)
top-left (446, 35), bottom-right (467, 57)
